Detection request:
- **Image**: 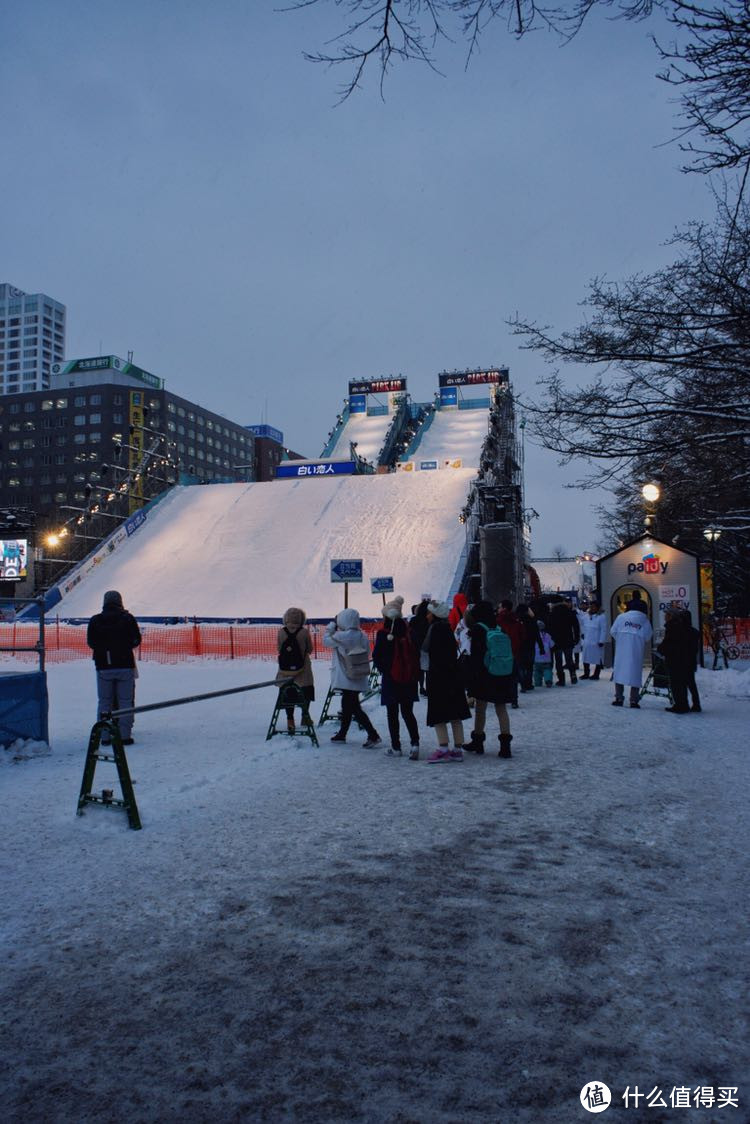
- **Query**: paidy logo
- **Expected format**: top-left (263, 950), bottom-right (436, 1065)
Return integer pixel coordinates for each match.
top-left (627, 552), bottom-right (668, 576)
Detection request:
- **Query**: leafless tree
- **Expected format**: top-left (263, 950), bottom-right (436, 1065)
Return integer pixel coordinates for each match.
top-left (287, 0), bottom-right (750, 174)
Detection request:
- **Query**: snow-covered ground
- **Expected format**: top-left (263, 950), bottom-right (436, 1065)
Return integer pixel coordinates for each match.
top-left (408, 407), bottom-right (491, 469)
top-left (2, 658), bottom-right (748, 1122)
top-left (52, 470), bottom-right (476, 621)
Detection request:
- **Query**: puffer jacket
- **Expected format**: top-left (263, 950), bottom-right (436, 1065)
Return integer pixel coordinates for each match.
top-left (323, 607), bottom-right (372, 691)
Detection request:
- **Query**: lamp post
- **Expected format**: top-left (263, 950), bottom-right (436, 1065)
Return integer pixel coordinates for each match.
top-left (641, 482), bottom-right (661, 535)
top-left (703, 525), bottom-right (721, 611)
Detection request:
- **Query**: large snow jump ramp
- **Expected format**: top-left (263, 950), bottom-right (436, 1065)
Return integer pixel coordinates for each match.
top-left (52, 470), bottom-right (476, 620)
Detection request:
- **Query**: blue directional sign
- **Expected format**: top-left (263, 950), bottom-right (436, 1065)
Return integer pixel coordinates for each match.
top-left (370, 576), bottom-right (394, 594)
top-left (331, 558), bottom-right (363, 583)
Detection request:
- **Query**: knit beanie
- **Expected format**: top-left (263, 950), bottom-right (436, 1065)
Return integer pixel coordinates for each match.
top-left (427, 600), bottom-right (451, 619)
top-left (382, 596), bottom-right (404, 620)
top-left (103, 590), bottom-right (123, 609)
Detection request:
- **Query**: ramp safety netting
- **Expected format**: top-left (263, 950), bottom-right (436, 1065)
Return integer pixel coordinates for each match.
top-left (0, 620), bottom-right (383, 664)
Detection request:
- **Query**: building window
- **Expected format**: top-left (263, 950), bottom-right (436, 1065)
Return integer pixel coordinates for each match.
top-left (113, 394), bottom-right (123, 406)
top-left (89, 413), bottom-right (101, 424)
top-left (167, 402), bottom-right (176, 413)
top-left (74, 395), bottom-right (86, 407)
top-left (41, 399), bottom-right (53, 410)
top-left (22, 439), bottom-right (34, 449)
top-left (40, 494), bottom-right (52, 505)
top-left (113, 413), bottom-right (123, 424)
top-left (89, 432), bottom-right (101, 443)
top-left (177, 407), bottom-right (185, 417)
top-left (55, 398), bottom-right (67, 408)
top-left (74, 415), bottom-right (86, 426)
top-left (73, 434), bottom-right (86, 445)
top-left (54, 492), bottom-right (67, 503)
top-left (40, 474), bottom-right (52, 485)
top-left (54, 455), bottom-right (66, 465)
top-left (90, 394), bottom-right (101, 405)
top-left (9, 403), bottom-right (20, 414)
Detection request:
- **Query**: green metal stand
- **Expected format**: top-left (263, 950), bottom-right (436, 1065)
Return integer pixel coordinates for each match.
top-left (267, 682), bottom-right (319, 746)
top-left (77, 720), bottom-right (142, 831)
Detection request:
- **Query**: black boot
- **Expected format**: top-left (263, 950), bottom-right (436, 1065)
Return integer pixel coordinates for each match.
top-left (464, 730), bottom-right (485, 754)
top-left (498, 733), bottom-right (513, 759)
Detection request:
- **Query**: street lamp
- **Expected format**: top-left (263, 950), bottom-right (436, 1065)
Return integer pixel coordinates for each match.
top-left (703, 525), bottom-right (721, 610)
top-left (641, 482), bottom-right (661, 533)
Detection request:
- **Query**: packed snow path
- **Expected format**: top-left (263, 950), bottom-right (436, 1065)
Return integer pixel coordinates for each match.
top-left (1, 661), bottom-right (748, 1122)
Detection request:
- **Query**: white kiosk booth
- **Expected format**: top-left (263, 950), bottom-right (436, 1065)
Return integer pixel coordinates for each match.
top-left (596, 533), bottom-right (702, 659)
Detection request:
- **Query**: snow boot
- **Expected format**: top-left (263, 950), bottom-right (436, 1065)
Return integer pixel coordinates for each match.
top-left (464, 730), bottom-right (486, 755)
top-left (498, 733), bottom-right (513, 759)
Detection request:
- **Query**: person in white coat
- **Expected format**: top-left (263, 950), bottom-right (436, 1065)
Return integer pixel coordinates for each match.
top-left (323, 607), bottom-right (381, 746)
top-left (610, 601), bottom-right (654, 708)
top-left (580, 600), bottom-right (607, 680)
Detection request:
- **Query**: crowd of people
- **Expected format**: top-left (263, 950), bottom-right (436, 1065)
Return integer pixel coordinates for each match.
top-left (274, 592), bottom-right (633, 764)
top-left (83, 586), bottom-right (701, 755)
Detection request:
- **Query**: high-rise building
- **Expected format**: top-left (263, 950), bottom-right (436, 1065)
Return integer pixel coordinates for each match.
top-left (0, 283), bottom-right (66, 394)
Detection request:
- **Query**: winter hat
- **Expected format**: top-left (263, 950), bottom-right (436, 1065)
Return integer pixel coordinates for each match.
top-left (103, 590), bottom-right (123, 609)
top-left (283, 606), bottom-right (306, 628)
top-left (427, 600), bottom-right (451, 619)
top-left (382, 596), bottom-right (404, 620)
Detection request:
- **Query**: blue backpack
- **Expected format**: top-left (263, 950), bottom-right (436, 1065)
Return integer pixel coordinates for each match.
top-left (479, 623), bottom-right (514, 676)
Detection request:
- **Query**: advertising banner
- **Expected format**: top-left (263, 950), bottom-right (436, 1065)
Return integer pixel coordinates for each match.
top-left (348, 394), bottom-right (367, 414)
top-left (438, 369), bottom-right (508, 388)
top-left (348, 378), bottom-right (406, 396)
top-left (440, 387), bottom-right (458, 407)
top-left (276, 461), bottom-right (355, 479)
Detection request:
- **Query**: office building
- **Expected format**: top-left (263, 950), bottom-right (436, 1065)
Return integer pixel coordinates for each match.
top-left (0, 283), bottom-right (66, 394)
top-left (0, 356), bottom-right (256, 535)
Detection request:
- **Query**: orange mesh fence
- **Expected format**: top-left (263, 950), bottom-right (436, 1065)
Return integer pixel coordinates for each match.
top-left (0, 620), bottom-right (383, 664)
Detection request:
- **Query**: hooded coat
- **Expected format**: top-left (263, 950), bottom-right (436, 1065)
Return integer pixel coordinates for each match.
top-left (276, 607), bottom-right (315, 690)
top-left (448, 592), bottom-right (468, 631)
top-left (87, 598), bottom-right (141, 669)
top-left (323, 608), bottom-right (372, 692)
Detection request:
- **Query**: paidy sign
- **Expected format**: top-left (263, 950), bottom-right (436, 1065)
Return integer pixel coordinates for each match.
top-left (597, 534), bottom-right (701, 640)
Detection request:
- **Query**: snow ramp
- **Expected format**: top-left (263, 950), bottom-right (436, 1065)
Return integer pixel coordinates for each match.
top-left (52, 470), bottom-right (476, 620)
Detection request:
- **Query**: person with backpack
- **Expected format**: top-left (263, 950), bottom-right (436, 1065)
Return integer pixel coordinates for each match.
top-left (422, 600), bottom-right (471, 763)
top-left (497, 599), bottom-right (524, 707)
top-left (372, 596), bottom-right (420, 758)
top-left (463, 600), bottom-right (515, 757)
top-left (323, 608), bottom-right (381, 747)
top-left (276, 606), bottom-right (315, 733)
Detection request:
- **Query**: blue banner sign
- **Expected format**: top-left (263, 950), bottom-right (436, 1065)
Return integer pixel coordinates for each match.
top-left (331, 558), bottom-right (363, 583)
top-left (348, 394), bottom-right (367, 413)
top-left (440, 387), bottom-right (458, 407)
top-left (247, 423), bottom-right (283, 444)
top-left (370, 577), bottom-right (394, 594)
top-left (125, 510), bottom-right (147, 536)
top-left (419, 460), bottom-right (438, 471)
top-left (276, 461), bottom-right (355, 479)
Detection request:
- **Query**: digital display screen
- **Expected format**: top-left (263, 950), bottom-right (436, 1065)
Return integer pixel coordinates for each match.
top-left (0, 538), bottom-right (29, 581)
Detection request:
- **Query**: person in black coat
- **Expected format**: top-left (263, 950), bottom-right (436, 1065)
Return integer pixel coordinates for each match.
top-left (658, 606), bottom-right (693, 713)
top-left (515, 603), bottom-right (540, 692)
top-left (373, 598), bottom-right (420, 758)
top-left (681, 609), bottom-right (702, 712)
top-left (422, 601), bottom-right (470, 762)
top-left (463, 600), bottom-right (515, 758)
top-left (547, 597), bottom-right (580, 686)
top-left (409, 598), bottom-right (431, 696)
top-left (86, 589), bottom-right (142, 744)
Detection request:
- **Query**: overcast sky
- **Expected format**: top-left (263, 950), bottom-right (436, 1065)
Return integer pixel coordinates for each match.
top-left (2, 0), bottom-right (715, 555)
